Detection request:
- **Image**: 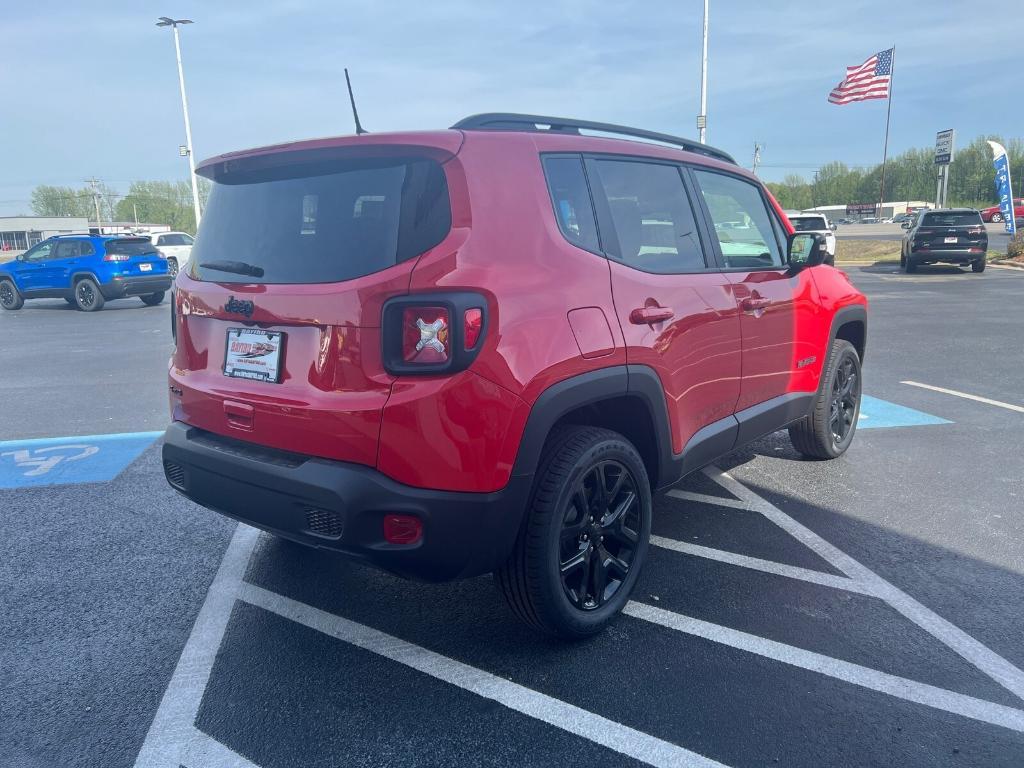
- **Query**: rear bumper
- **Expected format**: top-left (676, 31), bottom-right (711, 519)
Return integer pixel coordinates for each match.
top-left (909, 249), bottom-right (986, 263)
top-left (101, 274), bottom-right (173, 298)
top-left (161, 421), bottom-right (531, 581)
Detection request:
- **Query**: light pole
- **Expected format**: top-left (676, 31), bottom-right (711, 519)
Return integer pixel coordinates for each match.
top-left (698, 0), bottom-right (709, 144)
top-left (157, 16), bottom-right (202, 231)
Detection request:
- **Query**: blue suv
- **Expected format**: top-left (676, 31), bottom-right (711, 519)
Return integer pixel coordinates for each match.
top-left (0, 234), bottom-right (172, 312)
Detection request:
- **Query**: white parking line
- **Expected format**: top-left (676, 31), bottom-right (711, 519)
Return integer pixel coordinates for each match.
top-left (706, 467), bottom-right (1024, 703)
top-left (649, 535), bottom-right (876, 596)
top-left (624, 602), bottom-right (1024, 734)
top-left (239, 583), bottom-right (728, 768)
top-left (133, 524), bottom-right (260, 768)
top-left (666, 489), bottom-right (752, 510)
top-left (901, 380), bottom-right (1024, 414)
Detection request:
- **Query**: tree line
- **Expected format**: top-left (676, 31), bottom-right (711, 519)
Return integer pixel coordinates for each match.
top-left (30, 179), bottom-right (210, 234)
top-left (763, 135), bottom-right (1023, 212)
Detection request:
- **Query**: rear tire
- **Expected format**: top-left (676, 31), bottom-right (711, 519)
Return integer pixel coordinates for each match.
top-left (496, 426), bottom-right (652, 639)
top-left (74, 278), bottom-right (105, 312)
top-left (0, 279), bottom-right (24, 310)
top-left (140, 291), bottom-right (165, 306)
top-left (905, 255), bottom-right (918, 273)
top-left (789, 339), bottom-right (862, 460)
top-left (992, 213), bottom-right (1002, 223)
top-left (972, 258), bottom-right (986, 273)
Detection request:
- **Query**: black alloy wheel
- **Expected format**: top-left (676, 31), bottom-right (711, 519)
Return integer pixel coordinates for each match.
top-left (558, 460), bottom-right (641, 611)
top-left (0, 280), bottom-right (21, 310)
top-left (829, 354), bottom-right (859, 447)
top-left (77, 281), bottom-right (96, 308)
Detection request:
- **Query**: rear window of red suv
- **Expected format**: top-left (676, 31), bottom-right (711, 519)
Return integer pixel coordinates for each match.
top-left (191, 157), bottom-right (451, 284)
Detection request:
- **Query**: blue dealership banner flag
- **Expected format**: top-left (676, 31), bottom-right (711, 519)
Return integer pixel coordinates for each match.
top-left (987, 141), bottom-right (1017, 236)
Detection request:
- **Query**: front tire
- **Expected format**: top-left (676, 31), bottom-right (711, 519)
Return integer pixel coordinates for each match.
top-left (74, 278), bottom-right (105, 312)
top-left (0, 279), bottom-right (24, 310)
top-left (140, 291), bottom-right (165, 306)
top-left (789, 339), bottom-right (862, 460)
top-left (496, 426), bottom-right (652, 639)
top-left (992, 213), bottom-right (1002, 223)
top-left (166, 258), bottom-right (178, 277)
top-left (905, 254), bottom-right (918, 273)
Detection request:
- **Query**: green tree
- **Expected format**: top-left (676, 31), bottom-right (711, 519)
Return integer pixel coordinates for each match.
top-left (114, 179), bottom-right (209, 234)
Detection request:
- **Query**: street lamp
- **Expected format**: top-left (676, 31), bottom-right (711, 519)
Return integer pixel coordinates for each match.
top-left (157, 16), bottom-right (202, 231)
top-left (698, 0), bottom-right (709, 144)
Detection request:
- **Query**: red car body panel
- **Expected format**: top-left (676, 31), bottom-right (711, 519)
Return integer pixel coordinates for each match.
top-left (980, 200), bottom-right (1024, 222)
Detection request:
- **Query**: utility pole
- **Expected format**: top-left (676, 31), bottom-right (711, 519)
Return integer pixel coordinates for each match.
top-left (698, 0), bottom-right (709, 144)
top-left (86, 177), bottom-right (102, 225)
top-left (157, 17), bottom-right (202, 231)
top-left (751, 143), bottom-right (762, 175)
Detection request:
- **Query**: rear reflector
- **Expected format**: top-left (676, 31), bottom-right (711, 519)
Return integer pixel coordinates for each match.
top-left (402, 307), bottom-right (450, 364)
top-left (464, 308), bottom-right (483, 349)
top-left (383, 514), bottom-right (423, 545)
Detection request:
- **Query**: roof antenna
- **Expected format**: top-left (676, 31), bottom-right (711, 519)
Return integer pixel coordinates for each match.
top-left (345, 68), bottom-right (367, 135)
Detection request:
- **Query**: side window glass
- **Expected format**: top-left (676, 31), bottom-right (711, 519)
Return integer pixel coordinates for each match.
top-left (692, 170), bottom-right (785, 269)
top-left (79, 240), bottom-right (95, 257)
top-left (542, 156), bottom-right (600, 253)
top-left (592, 159), bottom-right (706, 273)
top-left (25, 242), bottom-right (53, 262)
top-left (54, 241), bottom-right (79, 259)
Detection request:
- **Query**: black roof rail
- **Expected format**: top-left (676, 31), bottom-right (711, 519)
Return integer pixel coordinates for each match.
top-left (451, 113), bottom-right (736, 165)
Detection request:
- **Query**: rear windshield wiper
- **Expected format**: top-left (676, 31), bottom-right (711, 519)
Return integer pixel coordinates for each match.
top-left (199, 260), bottom-right (265, 278)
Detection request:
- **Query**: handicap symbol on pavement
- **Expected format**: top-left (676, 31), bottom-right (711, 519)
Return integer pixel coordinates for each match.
top-left (858, 395), bottom-right (951, 430)
top-left (0, 431), bottom-right (163, 489)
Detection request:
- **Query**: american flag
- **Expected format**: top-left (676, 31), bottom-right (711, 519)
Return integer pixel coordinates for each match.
top-left (828, 48), bottom-right (893, 105)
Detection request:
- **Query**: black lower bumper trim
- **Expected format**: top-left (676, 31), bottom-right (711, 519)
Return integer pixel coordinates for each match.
top-left (102, 275), bottom-right (173, 298)
top-left (162, 422), bottom-right (531, 581)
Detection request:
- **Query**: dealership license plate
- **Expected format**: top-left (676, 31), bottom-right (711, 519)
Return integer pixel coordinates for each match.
top-left (224, 328), bottom-right (284, 383)
top-left (139, 263), bottom-right (153, 271)
top-left (944, 236), bottom-right (958, 243)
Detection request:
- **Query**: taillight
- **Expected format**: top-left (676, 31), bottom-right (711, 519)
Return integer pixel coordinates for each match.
top-left (402, 307), bottom-right (450, 364)
top-left (382, 292), bottom-right (487, 375)
top-left (463, 308), bottom-right (483, 350)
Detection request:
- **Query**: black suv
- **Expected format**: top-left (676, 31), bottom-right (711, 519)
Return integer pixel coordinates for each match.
top-left (901, 209), bottom-right (988, 273)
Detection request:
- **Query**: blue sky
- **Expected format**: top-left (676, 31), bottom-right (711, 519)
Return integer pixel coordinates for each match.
top-left (1, 0), bottom-right (1019, 215)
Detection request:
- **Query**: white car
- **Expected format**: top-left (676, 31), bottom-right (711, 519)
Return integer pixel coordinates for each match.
top-left (149, 231), bottom-right (194, 275)
top-left (788, 213), bottom-right (836, 257)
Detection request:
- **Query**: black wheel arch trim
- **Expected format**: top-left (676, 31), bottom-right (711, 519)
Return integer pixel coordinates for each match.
top-left (828, 304), bottom-right (867, 363)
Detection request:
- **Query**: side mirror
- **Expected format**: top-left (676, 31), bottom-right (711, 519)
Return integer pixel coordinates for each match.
top-left (901, 221), bottom-right (911, 229)
top-left (788, 232), bottom-right (828, 269)
top-left (830, 223), bottom-right (837, 232)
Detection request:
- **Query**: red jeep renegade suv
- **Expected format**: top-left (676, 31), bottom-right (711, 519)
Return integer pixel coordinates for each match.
top-left (163, 114), bottom-right (867, 638)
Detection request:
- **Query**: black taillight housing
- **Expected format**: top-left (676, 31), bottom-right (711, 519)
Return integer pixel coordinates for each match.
top-left (382, 292), bottom-right (488, 376)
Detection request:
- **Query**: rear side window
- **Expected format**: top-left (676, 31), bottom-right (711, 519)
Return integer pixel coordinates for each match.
top-left (105, 239), bottom-right (158, 257)
top-left (157, 233), bottom-right (193, 246)
top-left (543, 156), bottom-right (600, 253)
top-left (692, 170), bottom-right (784, 269)
top-left (591, 159), bottom-right (706, 273)
top-left (920, 211), bottom-right (983, 227)
top-left (790, 216), bottom-right (828, 232)
top-left (192, 157), bottom-right (451, 284)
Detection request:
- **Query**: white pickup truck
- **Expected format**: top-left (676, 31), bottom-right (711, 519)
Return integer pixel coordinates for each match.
top-left (788, 213), bottom-right (837, 259)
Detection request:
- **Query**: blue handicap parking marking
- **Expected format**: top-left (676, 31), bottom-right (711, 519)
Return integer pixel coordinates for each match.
top-left (858, 395), bottom-right (951, 430)
top-left (0, 431), bottom-right (163, 489)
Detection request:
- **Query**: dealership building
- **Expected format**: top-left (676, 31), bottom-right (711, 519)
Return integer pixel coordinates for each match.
top-left (803, 200), bottom-right (933, 221)
top-left (0, 216), bottom-right (90, 252)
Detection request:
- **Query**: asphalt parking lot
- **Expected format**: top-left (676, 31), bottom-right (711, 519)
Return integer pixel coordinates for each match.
top-left (3, 267), bottom-right (1024, 768)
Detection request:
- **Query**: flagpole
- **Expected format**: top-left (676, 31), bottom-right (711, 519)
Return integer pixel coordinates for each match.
top-left (877, 45), bottom-right (894, 217)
